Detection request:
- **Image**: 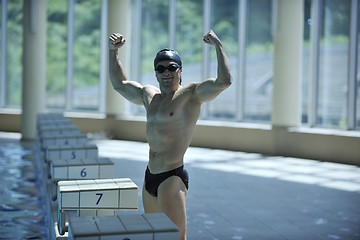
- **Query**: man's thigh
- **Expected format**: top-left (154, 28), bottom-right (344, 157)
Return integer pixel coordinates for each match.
top-left (157, 176), bottom-right (187, 227)
top-left (142, 183), bottom-right (159, 213)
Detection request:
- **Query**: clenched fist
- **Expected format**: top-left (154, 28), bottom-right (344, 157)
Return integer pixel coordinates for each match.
top-left (203, 30), bottom-right (222, 46)
top-left (109, 33), bottom-right (126, 49)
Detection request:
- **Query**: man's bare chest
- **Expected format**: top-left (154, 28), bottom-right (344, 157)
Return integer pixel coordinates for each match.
top-left (147, 95), bottom-right (184, 123)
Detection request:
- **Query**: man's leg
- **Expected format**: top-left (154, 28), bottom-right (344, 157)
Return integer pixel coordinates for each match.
top-left (142, 183), bottom-right (159, 213)
top-left (157, 176), bottom-right (187, 240)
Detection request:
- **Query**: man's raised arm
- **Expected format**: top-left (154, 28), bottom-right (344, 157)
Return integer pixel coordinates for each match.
top-left (194, 30), bottom-right (232, 103)
top-left (109, 33), bottom-right (144, 105)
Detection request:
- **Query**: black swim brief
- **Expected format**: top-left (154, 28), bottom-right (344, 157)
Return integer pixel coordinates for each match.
top-left (144, 165), bottom-right (189, 197)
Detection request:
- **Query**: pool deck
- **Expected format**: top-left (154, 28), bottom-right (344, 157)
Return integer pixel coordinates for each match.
top-left (94, 139), bottom-right (360, 240)
top-left (1, 132), bottom-right (360, 240)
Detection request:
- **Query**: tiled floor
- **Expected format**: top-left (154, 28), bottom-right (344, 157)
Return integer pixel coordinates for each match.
top-left (1, 132), bottom-right (360, 240)
top-left (93, 139), bottom-right (360, 240)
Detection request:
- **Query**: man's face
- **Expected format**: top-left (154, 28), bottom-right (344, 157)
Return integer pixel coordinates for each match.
top-left (155, 60), bottom-right (182, 90)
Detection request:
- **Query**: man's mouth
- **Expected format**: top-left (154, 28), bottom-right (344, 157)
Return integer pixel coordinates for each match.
top-left (162, 77), bottom-right (172, 83)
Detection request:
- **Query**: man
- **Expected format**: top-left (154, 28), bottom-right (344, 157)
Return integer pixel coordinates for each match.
top-left (109, 30), bottom-right (232, 240)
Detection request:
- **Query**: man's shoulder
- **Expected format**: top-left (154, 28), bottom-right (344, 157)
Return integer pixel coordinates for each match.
top-left (181, 82), bottom-right (200, 92)
top-left (176, 82), bottom-right (203, 105)
top-left (143, 85), bottom-right (160, 94)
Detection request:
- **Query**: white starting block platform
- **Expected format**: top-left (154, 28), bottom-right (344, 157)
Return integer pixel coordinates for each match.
top-left (37, 112), bottom-right (66, 120)
top-left (36, 123), bottom-right (80, 150)
top-left (37, 119), bottom-right (74, 132)
top-left (45, 143), bottom-right (98, 178)
top-left (68, 213), bottom-right (179, 240)
top-left (38, 122), bottom-right (79, 134)
top-left (51, 157), bottom-right (114, 180)
top-left (50, 157), bottom-right (114, 200)
top-left (57, 178), bottom-right (138, 235)
top-left (39, 125), bottom-right (80, 138)
top-left (39, 133), bottom-right (89, 161)
top-left (41, 133), bottom-right (89, 150)
top-left (37, 119), bottom-right (74, 129)
top-left (46, 143), bottom-right (98, 162)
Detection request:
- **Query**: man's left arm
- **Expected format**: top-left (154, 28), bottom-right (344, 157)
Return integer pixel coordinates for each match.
top-left (193, 30), bottom-right (232, 103)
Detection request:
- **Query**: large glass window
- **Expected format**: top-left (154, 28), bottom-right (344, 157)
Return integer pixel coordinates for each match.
top-left (208, 0), bottom-right (238, 120)
top-left (141, 0), bottom-right (169, 85)
top-left (303, 0), bottom-right (358, 130)
top-left (131, 0), bottom-right (169, 115)
top-left (302, 0), bottom-right (312, 124)
top-left (317, 0), bottom-right (350, 128)
top-left (0, 0), bottom-right (359, 131)
top-left (244, 0), bottom-right (273, 122)
top-left (46, 0), bottom-right (67, 109)
top-left (176, 0), bottom-right (203, 86)
top-left (6, 0), bottom-right (22, 108)
top-left (0, 1), bottom-right (2, 107)
top-left (133, 0), bottom-right (275, 123)
top-left (357, 2), bottom-right (360, 130)
top-left (46, 0), bottom-right (102, 111)
top-left (72, 0), bottom-right (101, 110)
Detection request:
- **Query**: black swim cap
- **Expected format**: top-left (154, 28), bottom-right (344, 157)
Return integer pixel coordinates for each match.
top-left (154, 49), bottom-right (182, 70)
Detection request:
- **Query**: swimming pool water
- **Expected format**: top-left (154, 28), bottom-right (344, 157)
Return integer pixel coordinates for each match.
top-left (0, 140), bottom-right (48, 239)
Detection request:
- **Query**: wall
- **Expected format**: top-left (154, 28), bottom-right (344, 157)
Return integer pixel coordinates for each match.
top-left (1, 112), bottom-right (359, 166)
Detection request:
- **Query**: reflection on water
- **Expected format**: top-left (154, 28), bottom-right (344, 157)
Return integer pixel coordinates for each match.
top-left (0, 141), bottom-right (47, 239)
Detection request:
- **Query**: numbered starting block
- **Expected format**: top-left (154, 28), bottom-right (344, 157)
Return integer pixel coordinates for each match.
top-left (39, 125), bottom-right (80, 139)
top-left (39, 133), bottom-right (89, 163)
top-left (35, 117), bottom-right (77, 151)
top-left (46, 143), bottom-right (98, 161)
top-left (50, 157), bottom-right (114, 200)
top-left (57, 178), bottom-right (138, 235)
top-left (68, 213), bottom-right (179, 240)
top-left (45, 143), bottom-right (98, 178)
top-left (41, 133), bottom-right (89, 150)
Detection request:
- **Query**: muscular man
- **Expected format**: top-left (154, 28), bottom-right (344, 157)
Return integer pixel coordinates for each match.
top-left (109, 30), bottom-right (232, 240)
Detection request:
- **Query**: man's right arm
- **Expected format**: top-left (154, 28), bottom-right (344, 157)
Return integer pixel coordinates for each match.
top-left (108, 33), bottom-right (144, 105)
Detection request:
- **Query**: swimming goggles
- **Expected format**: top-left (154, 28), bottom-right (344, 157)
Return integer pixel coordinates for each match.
top-left (155, 64), bottom-right (180, 73)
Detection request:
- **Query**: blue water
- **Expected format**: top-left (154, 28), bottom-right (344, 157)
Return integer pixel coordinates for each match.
top-left (0, 140), bottom-right (48, 240)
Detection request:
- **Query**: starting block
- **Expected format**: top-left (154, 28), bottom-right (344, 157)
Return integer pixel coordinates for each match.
top-left (50, 157), bottom-right (114, 200)
top-left (41, 133), bottom-right (89, 150)
top-left (68, 213), bottom-right (179, 240)
top-left (36, 119), bottom-right (78, 150)
top-left (39, 125), bottom-right (80, 137)
top-left (57, 178), bottom-right (138, 235)
top-left (39, 133), bottom-right (89, 163)
top-left (46, 143), bottom-right (98, 161)
top-left (45, 143), bottom-right (98, 177)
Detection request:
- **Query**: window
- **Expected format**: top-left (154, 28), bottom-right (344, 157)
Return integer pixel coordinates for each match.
top-left (0, 0), bottom-right (359, 131)
top-left (304, 0), bottom-right (359, 130)
top-left (141, 0), bottom-right (169, 85)
top-left (46, 0), bottom-right (67, 109)
top-left (72, 0), bottom-right (101, 110)
top-left (208, 0), bottom-right (238, 120)
top-left (130, 0), bottom-right (170, 115)
top-left (0, 1), bottom-right (3, 107)
top-left (132, 0), bottom-right (275, 123)
top-left (357, 1), bottom-right (360, 130)
top-left (0, 0), bottom-right (23, 108)
top-left (317, 0), bottom-right (349, 128)
top-left (243, 0), bottom-right (273, 122)
top-left (176, 0), bottom-right (203, 87)
top-left (46, 0), bottom-right (103, 112)
top-left (302, 0), bottom-right (312, 124)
